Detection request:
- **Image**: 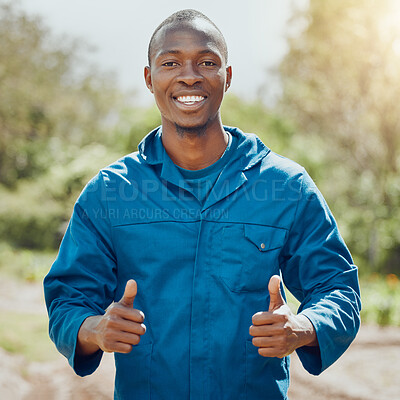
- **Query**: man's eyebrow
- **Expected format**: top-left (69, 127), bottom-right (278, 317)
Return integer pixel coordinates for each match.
top-left (198, 49), bottom-right (220, 57)
top-left (156, 49), bottom-right (220, 58)
top-left (157, 50), bottom-right (181, 57)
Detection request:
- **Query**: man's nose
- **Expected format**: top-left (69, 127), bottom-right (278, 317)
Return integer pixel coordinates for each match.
top-left (177, 62), bottom-right (203, 86)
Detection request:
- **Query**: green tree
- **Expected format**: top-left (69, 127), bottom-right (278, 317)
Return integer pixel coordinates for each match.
top-left (0, 2), bottom-right (126, 248)
top-left (278, 0), bottom-right (400, 273)
top-left (0, 2), bottom-right (120, 187)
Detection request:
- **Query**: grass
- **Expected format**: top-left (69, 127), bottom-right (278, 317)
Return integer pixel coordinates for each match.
top-left (0, 311), bottom-right (58, 362)
top-left (0, 243), bottom-right (58, 362)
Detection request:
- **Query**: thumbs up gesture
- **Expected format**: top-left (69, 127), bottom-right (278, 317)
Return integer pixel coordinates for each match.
top-left (249, 275), bottom-right (317, 358)
top-left (77, 279), bottom-right (146, 356)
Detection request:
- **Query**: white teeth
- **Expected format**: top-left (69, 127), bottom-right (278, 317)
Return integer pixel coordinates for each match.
top-left (176, 95), bottom-right (205, 104)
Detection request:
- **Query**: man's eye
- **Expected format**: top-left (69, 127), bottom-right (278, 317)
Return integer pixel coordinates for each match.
top-left (162, 62), bottom-right (178, 67)
top-left (200, 61), bottom-right (216, 66)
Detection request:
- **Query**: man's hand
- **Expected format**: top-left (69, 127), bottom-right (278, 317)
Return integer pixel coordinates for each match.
top-left (249, 275), bottom-right (317, 358)
top-left (77, 279), bottom-right (146, 356)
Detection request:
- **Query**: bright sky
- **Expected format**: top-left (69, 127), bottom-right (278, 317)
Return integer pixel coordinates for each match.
top-left (20, 0), bottom-right (308, 105)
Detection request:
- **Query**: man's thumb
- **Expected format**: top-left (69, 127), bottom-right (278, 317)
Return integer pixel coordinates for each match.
top-left (268, 275), bottom-right (285, 311)
top-left (119, 279), bottom-right (137, 308)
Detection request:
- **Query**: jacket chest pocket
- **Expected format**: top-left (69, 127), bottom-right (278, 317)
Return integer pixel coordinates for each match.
top-left (218, 224), bottom-right (286, 292)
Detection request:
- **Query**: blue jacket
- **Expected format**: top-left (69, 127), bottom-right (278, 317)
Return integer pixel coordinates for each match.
top-left (44, 126), bottom-right (361, 399)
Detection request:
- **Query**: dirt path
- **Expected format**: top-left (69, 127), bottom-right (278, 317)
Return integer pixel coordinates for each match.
top-left (0, 279), bottom-right (398, 399)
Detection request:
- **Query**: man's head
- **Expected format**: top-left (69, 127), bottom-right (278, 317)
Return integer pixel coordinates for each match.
top-left (147, 9), bottom-right (228, 67)
top-left (144, 9), bottom-right (232, 136)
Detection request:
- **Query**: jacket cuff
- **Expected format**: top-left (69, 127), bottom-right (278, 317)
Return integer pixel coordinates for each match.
top-left (68, 312), bottom-right (104, 376)
top-left (295, 311), bottom-right (323, 375)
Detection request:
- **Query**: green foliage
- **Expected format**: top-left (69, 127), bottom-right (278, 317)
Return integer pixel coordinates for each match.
top-left (360, 274), bottom-right (400, 326)
top-left (113, 105), bottom-right (161, 153)
top-left (0, 2), bottom-right (128, 248)
top-left (0, 143), bottom-right (121, 249)
top-left (221, 94), bottom-right (295, 155)
top-left (0, 311), bottom-right (58, 362)
top-left (0, 2), bottom-right (121, 187)
top-left (0, 242), bottom-right (56, 281)
top-left (278, 0), bottom-right (400, 274)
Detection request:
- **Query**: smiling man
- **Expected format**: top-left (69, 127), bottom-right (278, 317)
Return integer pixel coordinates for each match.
top-left (44, 9), bottom-right (361, 400)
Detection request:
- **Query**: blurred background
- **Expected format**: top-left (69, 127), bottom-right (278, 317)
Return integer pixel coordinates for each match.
top-left (0, 0), bottom-right (399, 398)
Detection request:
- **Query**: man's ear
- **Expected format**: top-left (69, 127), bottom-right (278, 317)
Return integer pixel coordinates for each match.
top-left (225, 66), bottom-right (232, 91)
top-left (144, 66), bottom-right (153, 93)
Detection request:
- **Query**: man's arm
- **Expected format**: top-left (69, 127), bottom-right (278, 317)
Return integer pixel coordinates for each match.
top-left (44, 172), bottom-right (123, 376)
top-left (275, 170), bottom-right (361, 375)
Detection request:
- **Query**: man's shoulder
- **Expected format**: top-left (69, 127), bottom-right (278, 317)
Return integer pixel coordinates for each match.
top-left (97, 126), bottom-right (162, 185)
top-left (76, 151), bottom-right (146, 203)
top-left (262, 150), bottom-right (305, 178)
top-left (228, 126), bottom-right (305, 179)
top-left (98, 150), bottom-right (151, 185)
top-left (102, 150), bottom-right (142, 172)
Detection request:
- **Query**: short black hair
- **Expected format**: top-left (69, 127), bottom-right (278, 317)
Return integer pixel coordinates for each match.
top-left (147, 9), bottom-right (228, 65)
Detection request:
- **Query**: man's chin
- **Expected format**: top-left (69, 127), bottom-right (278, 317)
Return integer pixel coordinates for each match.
top-left (174, 122), bottom-right (209, 137)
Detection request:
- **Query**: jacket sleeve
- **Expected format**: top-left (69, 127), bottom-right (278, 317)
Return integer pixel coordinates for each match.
top-left (43, 171), bottom-right (117, 376)
top-left (280, 170), bottom-right (361, 375)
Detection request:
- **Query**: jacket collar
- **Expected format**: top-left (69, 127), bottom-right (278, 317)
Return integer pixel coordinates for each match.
top-left (137, 126), bottom-right (164, 165)
top-left (138, 125), bottom-right (270, 172)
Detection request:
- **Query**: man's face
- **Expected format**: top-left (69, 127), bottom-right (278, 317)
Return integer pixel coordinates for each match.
top-left (145, 19), bottom-right (232, 133)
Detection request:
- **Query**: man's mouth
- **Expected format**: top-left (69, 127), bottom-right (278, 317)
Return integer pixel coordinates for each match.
top-left (175, 95), bottom-right (206, 105)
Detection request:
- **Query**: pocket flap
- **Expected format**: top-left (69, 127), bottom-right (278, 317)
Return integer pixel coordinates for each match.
top-left (244, 225), bottom-right (286, 252)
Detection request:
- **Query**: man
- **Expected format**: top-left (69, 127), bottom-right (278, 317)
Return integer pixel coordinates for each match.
top-left (44, 9), bottom-right (361, 399)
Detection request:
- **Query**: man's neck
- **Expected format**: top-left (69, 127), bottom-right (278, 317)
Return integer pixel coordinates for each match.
top-left (161, 121), bottom-right (229, 170)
